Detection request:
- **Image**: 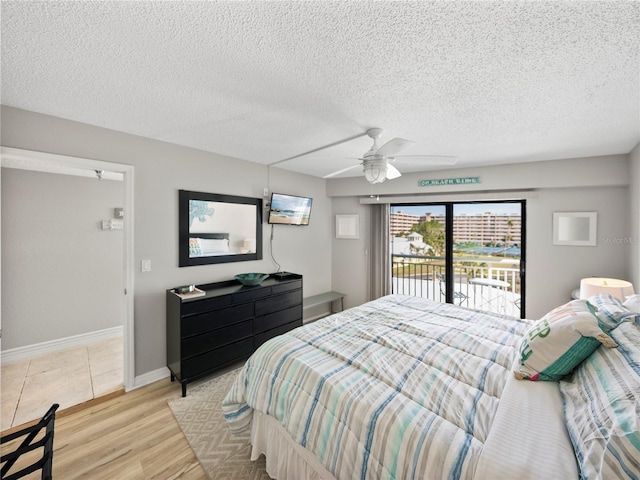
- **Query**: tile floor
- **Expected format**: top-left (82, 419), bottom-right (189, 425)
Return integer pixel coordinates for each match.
top-left (1, 336), bottom-right (123, 431)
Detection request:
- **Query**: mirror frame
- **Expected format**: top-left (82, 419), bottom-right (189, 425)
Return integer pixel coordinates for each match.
top-left (179, 189), bottom-right (263, 266)
top-left (552, 211), bottom-right (597, 246)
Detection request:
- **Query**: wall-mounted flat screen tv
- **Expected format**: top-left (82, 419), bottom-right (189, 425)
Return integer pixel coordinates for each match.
top-left (268, 193), bottom-right (313, 226)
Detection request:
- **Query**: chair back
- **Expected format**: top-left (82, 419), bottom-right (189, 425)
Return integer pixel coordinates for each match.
top-left (1, 403), bottom-right (59, 480)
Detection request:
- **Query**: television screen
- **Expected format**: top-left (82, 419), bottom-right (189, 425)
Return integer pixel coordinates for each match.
top-left (268, 193), bottom-right (313, 225)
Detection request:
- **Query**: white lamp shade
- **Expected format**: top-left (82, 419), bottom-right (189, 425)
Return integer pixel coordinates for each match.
top-left (242, 238), bottom-right (256, 252)
top-left (579, 277), bottom-right (635, 301)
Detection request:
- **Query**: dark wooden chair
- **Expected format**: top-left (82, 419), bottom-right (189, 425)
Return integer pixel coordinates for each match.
top-left (1, 404), bottom-right (59, 480)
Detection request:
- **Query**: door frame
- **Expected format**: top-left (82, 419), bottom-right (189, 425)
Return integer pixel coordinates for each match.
top-left (1, 146), bottom-right (135, 390)
top-left (447, 200), bottom-right (526, 318)
top-left (390, 199), bottom-right (526, 318)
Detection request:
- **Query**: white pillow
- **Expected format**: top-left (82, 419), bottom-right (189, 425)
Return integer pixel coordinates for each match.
top-left (623, 294), bottom-right (640, 313)
top-left (189, 237), bottom-right (230, 256)
top-left (199, 238), bottom-right (229, 255)
top-left (588, 293), bottom-right (640, 328)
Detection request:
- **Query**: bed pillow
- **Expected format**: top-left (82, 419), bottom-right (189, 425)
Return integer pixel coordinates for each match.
top-left (514, 299), bottom-right (618, 382)
top-left (189, 237), bottom-right (230, 256)
top-left (199, 238), bottom-right (229, 255)
top-left (189, 237), bottom-right (203, 257)
top-left (623, 294), bottom-right (640, 313)
top-left (588, 293), bottom-right (640, 328)
top-left (559, 321), bottom-right (640, 480)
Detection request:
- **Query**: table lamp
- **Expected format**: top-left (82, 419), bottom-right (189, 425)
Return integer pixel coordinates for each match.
top-left (242, 238), bottom-right (256, 253)
top-left (579, 277), bottom-right (635, 301)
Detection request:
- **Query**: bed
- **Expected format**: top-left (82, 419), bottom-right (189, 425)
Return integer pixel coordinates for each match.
top-left (223, 294), bottom-right (640, 480)
top-left (188, 233), bottom-right (231, 257)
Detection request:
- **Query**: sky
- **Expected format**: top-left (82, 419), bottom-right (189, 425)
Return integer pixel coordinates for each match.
top-left (391, 202), bottom-right (521, 216)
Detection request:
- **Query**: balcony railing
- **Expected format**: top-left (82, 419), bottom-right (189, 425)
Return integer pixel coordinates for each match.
top-left (392, 254), bottom-right (521, 317)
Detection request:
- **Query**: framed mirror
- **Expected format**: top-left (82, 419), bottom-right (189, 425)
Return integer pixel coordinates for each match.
top-left (179, 190), bottom-right (263, 266)
top-left (553, 211), bottom-right (597, 246)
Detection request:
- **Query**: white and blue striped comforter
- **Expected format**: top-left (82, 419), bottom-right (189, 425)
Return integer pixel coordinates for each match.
top-left (223, 294), bottom-right (532, 480)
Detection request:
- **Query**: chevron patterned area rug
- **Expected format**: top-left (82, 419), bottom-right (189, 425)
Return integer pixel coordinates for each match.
top-left (168, 368), bottom-right (270, 480)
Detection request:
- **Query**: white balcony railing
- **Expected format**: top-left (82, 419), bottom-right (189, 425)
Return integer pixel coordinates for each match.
top-left (392, 254), bottom-right (521, 317)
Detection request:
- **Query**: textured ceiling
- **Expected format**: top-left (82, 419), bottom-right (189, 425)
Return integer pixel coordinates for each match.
top-left (1, 1), bottom-right (639, 179)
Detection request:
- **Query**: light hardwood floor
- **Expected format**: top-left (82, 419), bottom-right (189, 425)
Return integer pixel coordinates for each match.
top-left (2, 377), bottom-right (207, 479)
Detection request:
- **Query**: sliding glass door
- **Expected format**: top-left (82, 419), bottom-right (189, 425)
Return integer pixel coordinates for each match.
top-left (390, 201), bottom-right (525, 318)
top-left (390, 204), bottom-right (447, 301)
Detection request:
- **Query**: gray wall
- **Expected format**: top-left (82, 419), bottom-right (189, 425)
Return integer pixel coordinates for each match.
top-left (630, 143), bottom-right (640, 290)
top-left (331, 196), bottom-right (371, 309)
top-left (527, 186), bottom-right (629, 316)
top-left (1, 168), bottom-right (124, 349)
top-left (329, 155), bottom-right (634, 319)
top-left (0, 106), bottom-right (332, 378)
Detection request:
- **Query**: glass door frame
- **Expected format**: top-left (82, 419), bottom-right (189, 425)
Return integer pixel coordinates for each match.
top-left (390, 199), bottom-right (526, 318)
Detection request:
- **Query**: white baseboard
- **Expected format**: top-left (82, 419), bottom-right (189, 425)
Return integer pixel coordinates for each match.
top-left (1, 326), bottom-right (124, 365)
top-left (131, 367), bottom-right (171, 391)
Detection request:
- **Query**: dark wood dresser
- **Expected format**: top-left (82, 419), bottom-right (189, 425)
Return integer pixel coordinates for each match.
top-left (166, 274), bottom-right (302, 396)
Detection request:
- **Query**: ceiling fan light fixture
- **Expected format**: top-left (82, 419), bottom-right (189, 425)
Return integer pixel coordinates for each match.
top-left (320, 127), bottom-right (457, 182)
top-left (363, 159), bottom-right (388, 184)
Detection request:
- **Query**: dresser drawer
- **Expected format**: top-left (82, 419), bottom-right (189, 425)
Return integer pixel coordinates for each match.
top-left (255, 289), bottom-right (302, 317)
top-left (167, 274), bottom-right (304, 396)
top-left (254, 320), bottom-right (301, 349)
top-left (233, 286), bottom-right (272, 304)
top-left (254, 305), bottom-right (302, 334)
top-left (272, 279), bottom-right (302, 295)
top-left (182, 337), bottom-right (253, 379)
top-left (182, 320), bottom-right (252, 359)
top-left (182, 302), bottom-right (252, 337)
top-left (182, 295), bottom-right (232, 316)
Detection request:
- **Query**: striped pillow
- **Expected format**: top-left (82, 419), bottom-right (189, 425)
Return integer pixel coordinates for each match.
top-left (514, 300), bottom-right (617, 382)
top-left (624, 294), bottom-right (640, 313)
top-left (559, 321), bottom-right (640, 480)
top-left (588, 293), bottom-right (640, 329)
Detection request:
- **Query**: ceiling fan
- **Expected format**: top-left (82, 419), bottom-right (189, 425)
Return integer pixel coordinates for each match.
top-left (323, 128), bottom-right (457, 184)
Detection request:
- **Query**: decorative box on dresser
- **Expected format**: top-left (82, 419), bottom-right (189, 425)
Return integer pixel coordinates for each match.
top-left (166, 274), bottom-right (302, 396)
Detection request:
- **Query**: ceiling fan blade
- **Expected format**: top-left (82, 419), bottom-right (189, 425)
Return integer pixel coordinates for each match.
top-left (376, 137), bottom-right (415, 157)
top-left (392, 155), bottom-right (458, 165)
top-left (323, 164), bottom-right (361, 178)
top-left (386, 163), bottom-right (402, 180)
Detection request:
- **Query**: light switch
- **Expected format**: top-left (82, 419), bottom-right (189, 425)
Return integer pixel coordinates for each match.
top-left (141, 259), bottom-right (151, 272)
top-left (102, 219), bottom-right (123, 230)
top-left (111, 219), bottom-right (123, 230)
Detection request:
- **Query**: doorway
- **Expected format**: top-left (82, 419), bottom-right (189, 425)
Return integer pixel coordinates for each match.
top-left (0, 147), bottom-right (134, 428)
top-left (390, 200), bottom-right (525, 318)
